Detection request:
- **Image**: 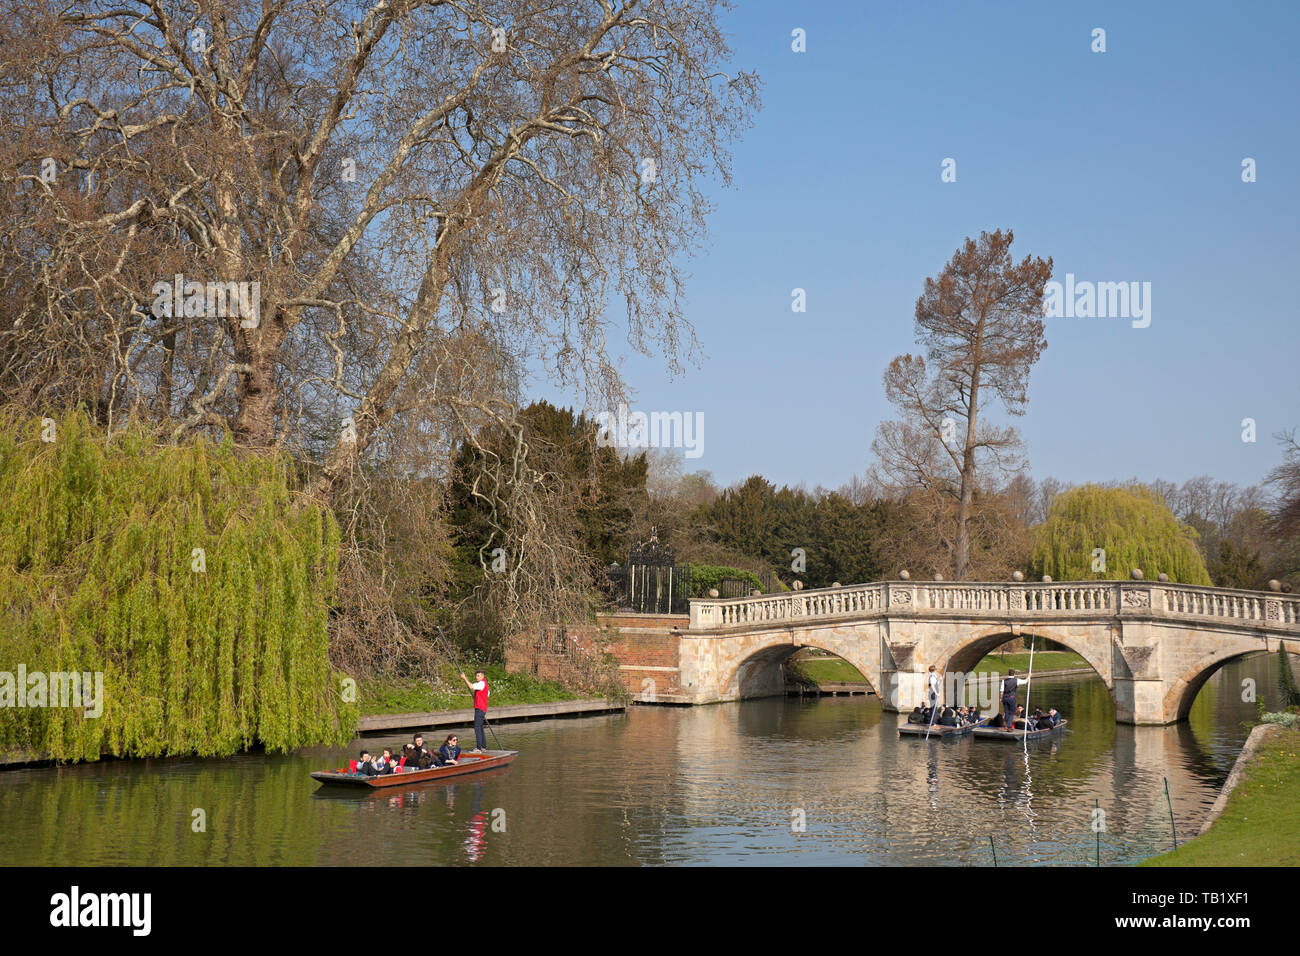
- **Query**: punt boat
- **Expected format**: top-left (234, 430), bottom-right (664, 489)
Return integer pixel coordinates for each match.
top-left (311, 749), bottom-right (518, 788)
top-left (898, 716), bottom-right (989, 738)
top-left (971, 719), bottom-right (1068, 742)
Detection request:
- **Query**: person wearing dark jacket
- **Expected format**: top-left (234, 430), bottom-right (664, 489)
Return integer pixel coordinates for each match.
top-left (411, 734), bottom-right (435, 768)
top-left (438, 735), bottom-right (461, 766)
top-left (355, 751), bottom-right (380, 776)
top-left (1001, 669), bottom-right (1029, 729)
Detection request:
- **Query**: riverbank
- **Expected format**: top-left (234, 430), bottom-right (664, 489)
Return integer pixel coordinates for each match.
top-left (1140, 723), bottom-right (1300, 866)
top-left (359, 663), bottom-right (590, 715)
top-left (0, 664), bottom-right (609, 768)
top-left (972, 651), bottom-right (1088, 674)
top-left (357, 698), bottom-right (624, 734)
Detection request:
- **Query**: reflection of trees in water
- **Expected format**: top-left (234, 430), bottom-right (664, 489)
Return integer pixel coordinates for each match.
top-left (0, 657), bottom-right (1281, 866)
top-left (4, 754), bottom-right (329, 865)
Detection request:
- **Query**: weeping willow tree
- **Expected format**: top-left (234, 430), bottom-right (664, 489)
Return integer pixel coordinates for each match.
top-left (0, 409), bottom-right (355, 761)
top-left (1030, 484), bottom-right (1212, 585)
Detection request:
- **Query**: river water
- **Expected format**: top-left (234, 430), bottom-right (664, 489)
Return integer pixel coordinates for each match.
top-left (0, 654), bottom-right (1288, 866)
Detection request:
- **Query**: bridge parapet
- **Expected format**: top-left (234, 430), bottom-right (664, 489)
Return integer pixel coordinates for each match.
top-left (688, 580), bottom-right (1300, 634)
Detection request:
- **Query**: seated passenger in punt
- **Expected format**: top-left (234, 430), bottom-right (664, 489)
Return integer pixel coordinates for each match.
top-left (938, 706), bottom-right (959, 727)
top-left (439, 734), bottom-right (461, 765)
top-left (410, 734), bottom-right (438, 769)
top-left (354, 750), bottom-right (380, 775)
top-left (1011, 706), bottom-right (1029, 730)
top-left (908, 703), bottom-right (926, 724)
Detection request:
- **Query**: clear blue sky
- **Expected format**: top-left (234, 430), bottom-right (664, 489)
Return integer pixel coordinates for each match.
top-left (537, 0), bottom-right (1300, 493)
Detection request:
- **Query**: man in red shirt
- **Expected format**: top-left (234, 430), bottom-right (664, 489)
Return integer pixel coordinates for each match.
top-left (460, 670), bottom-right (490, 752)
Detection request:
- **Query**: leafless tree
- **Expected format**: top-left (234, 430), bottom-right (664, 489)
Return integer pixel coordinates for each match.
top-left (2, 0), bottom-right (758, 490)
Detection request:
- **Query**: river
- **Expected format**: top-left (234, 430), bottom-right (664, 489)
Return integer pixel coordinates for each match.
top-left (0, 654), bottom-right (1288, 866)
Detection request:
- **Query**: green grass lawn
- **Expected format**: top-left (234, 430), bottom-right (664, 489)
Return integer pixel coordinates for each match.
top-left (359, 663), bottom-right (580, 716)
top-left (786, 657), bottom-right (869, 684)
top-left (1141, 728), bottom-right (1300, 866)
top-left (971, 651), bottom-right (1088, 674)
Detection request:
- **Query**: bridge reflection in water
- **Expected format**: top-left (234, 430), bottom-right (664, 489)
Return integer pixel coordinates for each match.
top-left (0, 657), bottom-right (1287, 866)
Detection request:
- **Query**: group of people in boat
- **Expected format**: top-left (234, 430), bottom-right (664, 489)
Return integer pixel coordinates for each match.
top-left (995, 668), bottom-right (1064, 731)
top-left (352, 733), bottom-right (462, 775)
top-left (988, 705), bottom-right (1063, 731)
top-left (905, 666), bottom-right (1065, 732)
top-left (906, 703), bottom-right (982, 727)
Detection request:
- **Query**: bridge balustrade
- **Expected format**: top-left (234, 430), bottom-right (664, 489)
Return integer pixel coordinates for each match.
top-left (689, 580), bottom-right (1300, 633)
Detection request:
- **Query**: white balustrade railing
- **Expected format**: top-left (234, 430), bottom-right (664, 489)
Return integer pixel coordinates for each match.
top-left (687, 580), bottom-right (1300, 631)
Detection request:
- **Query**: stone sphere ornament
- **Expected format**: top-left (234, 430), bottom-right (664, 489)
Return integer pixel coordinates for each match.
top-left (934, 573), bottom-right (944, 581)
top-left (899, 569), bottom-right (911, 580)
top-left (1130, 568), bottom-right (1144, 580)
top-left (708, 588), bottom-right (719, 599)
top-left (792, 580), bottom-right (804, 591)
top-left (1269, 579), bottom-right (1282, 592)
top-left (1158, 573), bottom-right (1169, 582)
top-left (1042, 575), bottom-right (1052, 583)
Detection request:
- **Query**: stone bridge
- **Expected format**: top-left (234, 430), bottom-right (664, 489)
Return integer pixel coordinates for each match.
top-left (678, 580), bottom-right (1300, 724)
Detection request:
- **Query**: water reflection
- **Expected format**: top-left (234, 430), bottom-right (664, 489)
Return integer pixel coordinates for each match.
top-left (0, 654), bottom-right (1285, 866)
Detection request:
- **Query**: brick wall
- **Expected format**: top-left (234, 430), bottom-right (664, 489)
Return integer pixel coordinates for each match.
top-left (506, 613), bottom-right (688, 699)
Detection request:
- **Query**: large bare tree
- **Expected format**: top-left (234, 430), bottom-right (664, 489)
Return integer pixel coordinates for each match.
top-left (1, 0), bottom-right (758, 500)
top-left (871, 229), bottom-right (1052, 579)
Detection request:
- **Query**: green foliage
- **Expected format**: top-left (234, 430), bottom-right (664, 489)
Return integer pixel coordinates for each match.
top-left (1278, 644), bottom-right (1300, 709)
top-left (685, 564), bottom-right (764, 596)
top-left (1030, 484), bottom-right (1212, 585)
top-left (1209, 540), bottom-right (1266, 590)
top-left (694, 477), bottom-right (888, 587)
top-left (358, 664), bottom-right (578, 714)
top-left (0, 409), bottom-right (355, 761)
top-left (1259, 711), bottom-right (1300, 728)
top-left (445, 400), bottom-right (647, 595)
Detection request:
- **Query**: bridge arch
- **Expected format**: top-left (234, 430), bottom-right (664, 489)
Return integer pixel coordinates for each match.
top-left (1163, 647), bottom-right (1266, 721)
top-left (942, 627), bottom-right (1116, 708)
top-left (719, 636), bottom-right (878, 701)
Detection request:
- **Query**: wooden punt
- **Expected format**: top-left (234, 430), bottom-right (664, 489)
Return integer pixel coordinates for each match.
top-left (311, 749), bottom-right (518, 788)
top-left (899, 716), bottom-right (989, 738)
top-left (972, 719), bottom-right (1068, 742)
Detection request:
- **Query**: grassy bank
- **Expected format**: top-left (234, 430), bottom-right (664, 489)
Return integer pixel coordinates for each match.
top-left (786, 657), bottom-right (869, 684)
top-left (359, 664), bottom-right (581, 716)
top-left (971, 651), bottom-right (1088, 674)
top-left (1141, 728), bottom-right (1300, 866)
